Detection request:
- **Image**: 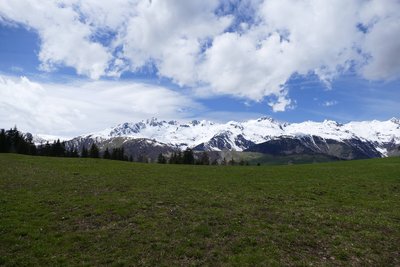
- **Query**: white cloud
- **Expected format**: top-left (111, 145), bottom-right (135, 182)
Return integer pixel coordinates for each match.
top-left (0, 1), bottom-right (114, 79)
top-left (361, 19), bottom-right (400, 80)
top-left (322, 100), bottom-right (338, 107)
top-left (119, 0), bottom-right (232, 85)
top-left (199, 32), bottom-right (285, 100)
top-left (268, 91), bottom-right (294, 112)
top-left (0, 75), bottom-right (201, 136)
top-left (0, 0), bottom-right (399, 112)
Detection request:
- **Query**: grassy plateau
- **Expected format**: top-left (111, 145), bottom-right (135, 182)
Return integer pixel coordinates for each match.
top-left (1, 154), bottom-right (399, 266)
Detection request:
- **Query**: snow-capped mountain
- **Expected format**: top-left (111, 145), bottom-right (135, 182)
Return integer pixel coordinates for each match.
top-left (76, 117), bottom-right (400, 155)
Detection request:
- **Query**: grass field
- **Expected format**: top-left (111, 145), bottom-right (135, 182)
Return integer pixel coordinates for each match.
top-left (1, 154), bottom-right (399, 266)
top-left (210, 151), bottom-right (339, 166)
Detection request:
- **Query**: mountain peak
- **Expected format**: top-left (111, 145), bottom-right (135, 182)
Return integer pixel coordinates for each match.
top-left (146, 117), bottom-right (164, 126)
top-left (323, 119), bottom-right (342, 127)
top-left (257, 116), bottom-right (275, 122)
top-left (190, 120), bottom-right (201, 126)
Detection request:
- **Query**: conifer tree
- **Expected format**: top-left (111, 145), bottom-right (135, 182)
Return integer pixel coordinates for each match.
top-left (24, 133), bottom-right (36, 155)
top-left (157, 153), bottom-right (167, 164)
top-left (183, 148), bottom-right (194, 164)
top-left (0, 129), bottom-right (8, 152)
top-left (66, 148), bottom-right (78, 157)
top-left (52, 139), bottom-right (65, 157)
top-left (177, 151), bottom-right (183, 164)
top-left (72, 148), bottom-right (79, 157)
top-left (89, 144), bottom-right (100, 158)
top-left (111, 148), bottom-right (118, 160)
top-left (42, 142), bottom-right (51, 156)
top-left (121, 147), bottom-right (125, 161)
top-left (81, 146), bottom-right (88, 158)
top-left (169, 152), bottom-right (176, 164)
top-left (7, 126), bottom-right (22, 153)
top-left (111, 147), bottom-right (125, 160)
top-left (103, 147), bottom-right (111, 159)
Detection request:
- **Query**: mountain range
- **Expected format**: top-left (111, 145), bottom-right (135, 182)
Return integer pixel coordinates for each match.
top-left (34, 117), bottom-right (400, 163)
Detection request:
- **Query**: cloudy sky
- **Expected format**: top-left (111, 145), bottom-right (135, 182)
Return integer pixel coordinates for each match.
top-left (0, 0), bottom-right (399, 136)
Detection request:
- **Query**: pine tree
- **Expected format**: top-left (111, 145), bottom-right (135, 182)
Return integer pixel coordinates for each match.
top-left (81, 146), bottom-right (88, 158)
top-left (111, 147), bottom-right (125, 161)
top-left (111, 148), bottom-right (118, 160)
top-left (157, 153), bottom-right (167, 164)
top-left (177, 151), bottom-right (183, 164)
top-left (65, 149), bottom-right (74, 157)
top-left (7, 126), bottom-right (22, 153)
top-left (52, 139), bottom-right (65, 157)
top-left (41, 142), bottom-right (51, 156)
top-left (183, 148), bottom-right (194, 164)
top-left (72, 148), bottom-right (79, 157)
top-left (169, 152), bottom-right (176, 164)
top-left (120, 147), bottom-right (125, 161)
top-left (0, 129), bottom-right (8, 152)
top-left (103, 147), bottom-right (111, 159)
top-left (25, 133), bottom-right (37, 155)
top-left (89, 144), bottom-right (100, 158)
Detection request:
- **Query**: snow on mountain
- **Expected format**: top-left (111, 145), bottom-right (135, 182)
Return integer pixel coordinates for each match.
top-left (285, 120), bottom-right (355, 140)
top-left (80, 117), bottom-right (400, 154)
top-left (32, 134), bottom-right (71, 145)
top-left (343, 118), bottom-right (400, 144)
top-left (85, 117), bottom-right (283, 151)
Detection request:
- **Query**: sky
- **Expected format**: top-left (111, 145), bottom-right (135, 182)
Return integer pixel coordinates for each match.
top-left (0, 0), bottom-right (399, 137)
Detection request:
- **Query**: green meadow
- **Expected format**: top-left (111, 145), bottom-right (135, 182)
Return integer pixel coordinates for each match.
top-left (1, 154), bottom-right (399, 266)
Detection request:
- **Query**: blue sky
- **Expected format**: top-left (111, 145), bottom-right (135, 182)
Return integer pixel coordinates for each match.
top-left (0, 0), bottom-right (399, 136)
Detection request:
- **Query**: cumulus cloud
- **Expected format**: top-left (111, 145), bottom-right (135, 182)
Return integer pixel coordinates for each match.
top-left (361, 16), bottom-right (400, 80)
top-left (119, 0), bottom-right (232, 86)
top-left (268, 90), bottom-right (294, 112)
top-left (0, 0), bottom-right (399, 112)
top-left (0, 1), bottom-right (114, 79)
top-left (0, 75), bottom-right (200, 136)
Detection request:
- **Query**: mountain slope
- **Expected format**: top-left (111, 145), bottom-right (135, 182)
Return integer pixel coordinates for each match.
top-left (64, 135), bottom-right (175, 162)
top-left (54, 117), bottom-right (400, 161)
top-left (245, 135), bottom-right (381, 160)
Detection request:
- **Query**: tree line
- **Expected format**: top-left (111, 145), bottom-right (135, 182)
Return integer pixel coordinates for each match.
top-left (160, 149), bottom-right (215, 165)
top-left (158, 149), bottom-right (249, 165)
top-left (0, 127), bottom-right (37, 155)
top-left (0, 127), bottom-right (127, 160)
